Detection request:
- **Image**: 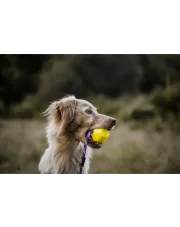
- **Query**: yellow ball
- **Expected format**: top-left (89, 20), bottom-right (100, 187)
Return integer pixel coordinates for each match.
top-left (91, 128), bottom-right (109, 143)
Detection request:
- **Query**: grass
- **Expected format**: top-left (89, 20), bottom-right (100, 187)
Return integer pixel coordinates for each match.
top-left (0, 119), bottom-right (180, 174)
top-left (0, 120), bottom-right (46, 173)
top-left (90, 125), bottom-right (180, 173)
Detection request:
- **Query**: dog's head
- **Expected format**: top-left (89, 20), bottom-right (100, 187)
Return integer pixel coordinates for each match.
top-left (46, 95), bottom-right (116, 149)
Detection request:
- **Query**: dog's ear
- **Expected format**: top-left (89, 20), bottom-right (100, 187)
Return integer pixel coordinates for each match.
top-left (44, 96), bottom-right (76, 125)
top-left (56, 96), bottom-right (76, 124)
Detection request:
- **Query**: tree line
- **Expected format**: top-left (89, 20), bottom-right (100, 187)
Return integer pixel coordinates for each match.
top-left (0, 54), bottom-right (180, 109)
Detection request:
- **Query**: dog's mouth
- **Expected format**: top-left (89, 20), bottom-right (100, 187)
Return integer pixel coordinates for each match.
top-left (85, 124), bottom-right (116, 149)
top-left (87, 135), bottom-right (102, 149)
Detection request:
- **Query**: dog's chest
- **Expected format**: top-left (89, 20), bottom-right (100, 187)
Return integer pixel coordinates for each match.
top-left (39, 142), bottom-right (93, 174)
top-left (54, 143), bottom-right (93, 174)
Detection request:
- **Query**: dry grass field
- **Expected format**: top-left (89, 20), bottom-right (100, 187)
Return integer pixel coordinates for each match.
top-left (0, 119), bottom-right (180, 174)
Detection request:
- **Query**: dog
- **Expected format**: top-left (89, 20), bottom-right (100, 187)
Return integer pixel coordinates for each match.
top-left (39, 95), bottom-right (116, 174)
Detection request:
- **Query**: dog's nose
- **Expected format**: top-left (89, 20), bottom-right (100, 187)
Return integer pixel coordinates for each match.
top-left (110, 118), bottom-right (116, 126)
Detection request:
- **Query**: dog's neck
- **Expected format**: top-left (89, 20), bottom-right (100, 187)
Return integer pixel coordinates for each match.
top-left (50, 134), bottom-right (82, 173)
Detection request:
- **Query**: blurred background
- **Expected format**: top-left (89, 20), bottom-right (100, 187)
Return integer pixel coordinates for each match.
top-left (0, 54), bottom-right (180, 173)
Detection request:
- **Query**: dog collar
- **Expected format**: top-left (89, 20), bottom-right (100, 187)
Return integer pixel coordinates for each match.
top-left (77, 130), bottom-right (92, 174)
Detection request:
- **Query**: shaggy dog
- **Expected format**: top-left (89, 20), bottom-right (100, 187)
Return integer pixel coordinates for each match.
top-left (39, 95), bottom-right (116, 174)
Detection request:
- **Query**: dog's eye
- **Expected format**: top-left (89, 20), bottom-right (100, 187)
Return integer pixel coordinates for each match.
top-left (85, 109), bottom-right (92, 115)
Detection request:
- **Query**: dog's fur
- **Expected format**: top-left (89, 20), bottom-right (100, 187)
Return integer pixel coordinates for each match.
top-left (39, 95), bottom-right (116, 174)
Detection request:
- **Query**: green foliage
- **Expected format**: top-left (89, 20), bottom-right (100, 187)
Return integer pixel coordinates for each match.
top-left (1, 54), bottom-right (180, 120)
top-left (150, 83), bottom-right (180, 117)
top-left (69, 55), bottom-right (142, 97)
top-left (8, 96), bottom-right (38, 119)
top-left (33, 56), bottom-right (76, 110)
top-left (0, 55), bottom-right (46, 107)
top-left (117, 95), bottom-right (156, 121)
top-left (139, 55), bottom-right (165, 92)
